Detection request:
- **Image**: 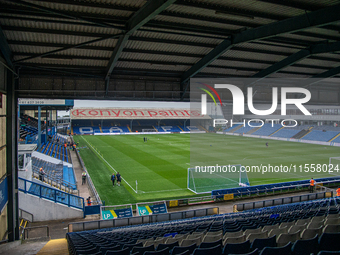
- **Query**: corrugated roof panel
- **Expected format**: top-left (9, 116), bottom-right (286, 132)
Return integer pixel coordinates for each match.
top-left (210, 59), bottom-right (270, 70)
top-left (299, 27), bottom-right (340, 42)
top-left (222, 49), bottom-right (287, 62)
top-left (10, 45), bottom-right (59, 55)
top-left (116, 61), bottom-right (188, 71)
top-left (278, 33), bottom-right (325, 43)
top-left (298, 58), bottom-right (340, 68)
top-left (54, 48), bottom-right (111, 58)
top-left (21, 58), bottom-right (107, 67)
top-left (24, 0), bottom-right (136, 18)
top-left (269, 72), bottom-right (310, 78)
top-left (87, 39), bottom-right (118, 48)
top-left (120, 52), bottom-right (199, 64)
top-left (235, 41), bottom-right (299, 55)
top-left (201, 66), bottom-right (256, 76)
top-left (140, 26), bottom-right (228, 39)
top-left (312, 53), bottom-right (340, 62)
top-left (4, 30), bottom-right (101, 46)
top-left (279, 65), bottom-right (330, 75)
top-left (255, 40), bottom-right (305, 50)
top-left (99, 0), bottom-right (146, 8)
top-left (0, 18), bottom-right (122, 36)
top-left (126, 40), bottom-right (213, 55)
top-left (198, 0), bottom-right (304, 17)
top-left (133, 30), bottom-right (222, 45)
top-left (168, 4), bottom-right (273, 25)
top-left (154, 15), bottom-right (243, 31)
top-left (291, 0), bottom-right (339, 6)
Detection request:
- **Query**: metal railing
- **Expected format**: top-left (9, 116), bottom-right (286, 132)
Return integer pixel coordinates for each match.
top-left (68, 207), bottom-right (219, 233)
top-left (23, 226), bottom-right (49, 240)
top-left (32, 167), bottom-right (76, 194)
top-left (234, 191), bottom-right (332, 212)
top-left (18, 177), bottom-right (84, 210)
top-left (74, 147), bottom-right (102, 205)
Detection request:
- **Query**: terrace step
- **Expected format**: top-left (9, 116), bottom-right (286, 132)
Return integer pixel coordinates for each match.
top-left (329, 132), bottom-right (340, 142)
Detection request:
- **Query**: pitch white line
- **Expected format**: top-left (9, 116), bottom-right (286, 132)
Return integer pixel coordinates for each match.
top-left (139, 188), bottom-right (187, 194)
top-left (81, 136), bottom-right (137, 193)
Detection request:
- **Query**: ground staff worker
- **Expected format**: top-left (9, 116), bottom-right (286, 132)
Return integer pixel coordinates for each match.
top-left (310, 178), bottom-right (315, 193)
top-left (337, 187), bottom-right (340, 197)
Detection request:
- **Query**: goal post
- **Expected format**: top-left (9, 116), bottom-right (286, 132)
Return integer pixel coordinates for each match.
top-left (329, 157), bottom-right (340, 175)
top-left (142, 129), bottom-right (157, 132)
top-left (187, 164), bottom-right (249, 194)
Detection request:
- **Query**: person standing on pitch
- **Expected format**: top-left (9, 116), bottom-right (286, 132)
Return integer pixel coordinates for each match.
top-left (309, 178), bottom-right (315, 193)
top-left (116, 172), bottom-right (121, 186)
top-left (111, 172), bottom-right (115, 187)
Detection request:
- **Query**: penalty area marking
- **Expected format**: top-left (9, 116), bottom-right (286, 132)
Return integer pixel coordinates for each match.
top-left (138, 188), bottom-right (188, 194)
top-left (81, 136), bottom-right (137, 193)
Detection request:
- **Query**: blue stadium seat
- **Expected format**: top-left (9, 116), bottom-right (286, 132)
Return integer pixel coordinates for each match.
top-left (319, 233), bottom-right (340, 252)
top-left (192, 244), bottom-right (222, 255)
top-left (250, 235), bottom-right (276, 251)
top-left (131, 244), bottom-right (155, 255)
top-left (291, 234), bottom-right (319, 255)
top-left (259, 242), bottom-right (292, 255)
top-left (172, 243), bottom-right (197, 255)
top-left (223, 240), bottom-right (250, 255)
top-left (230, 248), bottom-right (259, 255)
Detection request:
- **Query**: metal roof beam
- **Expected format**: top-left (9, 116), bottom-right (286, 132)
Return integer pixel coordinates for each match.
top-left (4, 0), bottom-right (116, 29)
top-left (251, 41), bottom-right (340, 79)
top-left (300, 66), bottom-right (340, 88)
top-left (13, 34), bottom-right (123, 63)
top-left (312, 66), bottom-right (340, 79)
top-left (180, 3), bottom-right (340, 85)
top-left (251, 49), bottom-right (310, 79)
top-left (8, 40), bottom-right (340, 66)
top-left (105, 0), bottom-right (176, 81)
top-left (0, 25), bottom-right (13, 68)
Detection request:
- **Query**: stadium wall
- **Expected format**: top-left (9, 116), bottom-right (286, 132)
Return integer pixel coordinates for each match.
top-left (217, 131), bottom-right (340, 147)
top-left (18, 192), bottom-right (83, 221)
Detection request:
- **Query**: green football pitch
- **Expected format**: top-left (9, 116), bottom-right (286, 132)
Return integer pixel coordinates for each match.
top-left (73, 133), bottom-right (340, 205)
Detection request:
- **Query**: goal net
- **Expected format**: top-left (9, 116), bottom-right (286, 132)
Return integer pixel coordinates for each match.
top-left (142, 129), bottom-right (157, 132)
top-left (187, 164), bottom-right (250, 194)
top-left (329, 157), bottom-right (340, 175)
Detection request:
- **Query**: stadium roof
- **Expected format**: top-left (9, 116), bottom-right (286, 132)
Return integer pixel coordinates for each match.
top-left (1, 0), bottom-right (340, 101)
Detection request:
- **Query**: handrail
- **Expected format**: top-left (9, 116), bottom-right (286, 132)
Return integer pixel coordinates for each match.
top-left (234, 191), bottom-right (331, 212)
top-left (32, 166), bottom-right (74, 187)
top-left (23, 226), bottom-right (49, 240)
top-left (74, 146), bottom-right (102, 205)
top-left (19, 208), bottom-right (34, 222)
top-left (68, 207), bottom-right (219, 233)
top-left (18, 177), bottom-right (84, 210)
top-left (32, 167), bottom-right (75, 193)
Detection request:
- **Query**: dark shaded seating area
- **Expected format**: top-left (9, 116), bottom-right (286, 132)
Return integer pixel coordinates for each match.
top-left (67, 197), bottom-right (340, 255)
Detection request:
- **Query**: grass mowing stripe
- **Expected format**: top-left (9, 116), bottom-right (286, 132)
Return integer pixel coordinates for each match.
top-left (81, 136), bottom-right (137, 193)
top-left (74, 133), bottom-right (340, 205)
